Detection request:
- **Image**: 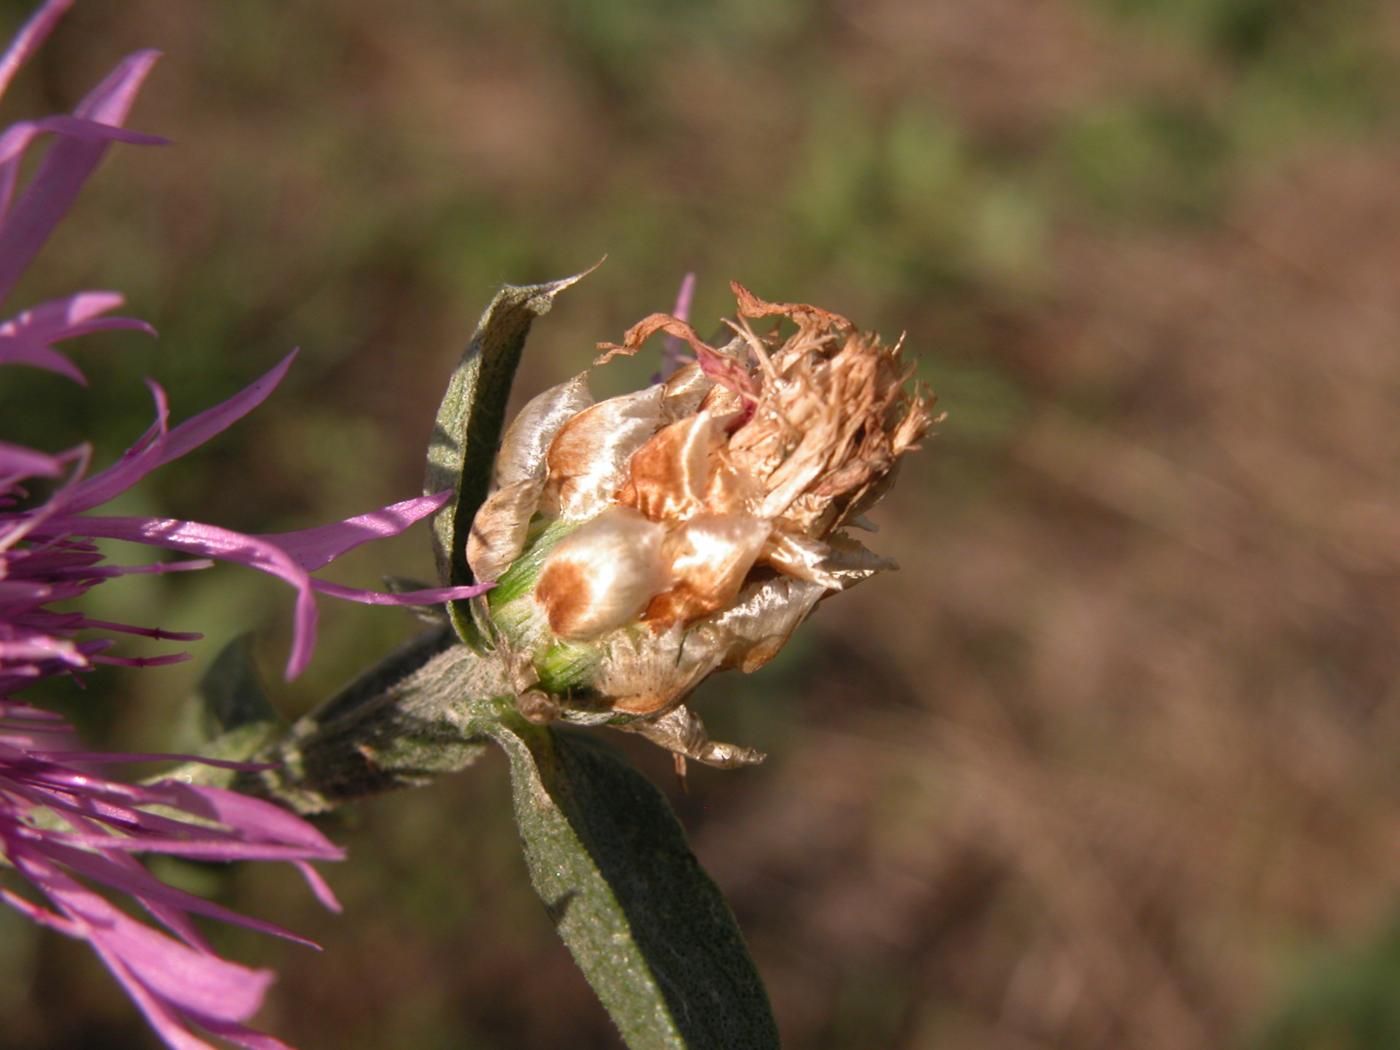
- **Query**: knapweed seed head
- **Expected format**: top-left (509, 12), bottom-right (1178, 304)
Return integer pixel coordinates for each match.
top-left (470, 283), bottom-right (936, 764)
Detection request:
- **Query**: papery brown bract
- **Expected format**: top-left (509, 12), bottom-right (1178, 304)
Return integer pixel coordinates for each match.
top-left (535, 507), bottom-right (669, 639)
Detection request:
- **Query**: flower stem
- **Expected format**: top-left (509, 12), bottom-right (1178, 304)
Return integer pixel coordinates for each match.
top-left (243, 628), bottom-right (512, 814)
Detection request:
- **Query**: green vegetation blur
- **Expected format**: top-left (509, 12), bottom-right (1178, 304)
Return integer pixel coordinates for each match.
top-left (2, 0), bottom-right (1398, 1047)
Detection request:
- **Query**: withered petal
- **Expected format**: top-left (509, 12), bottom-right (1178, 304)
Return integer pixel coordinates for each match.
top-left (763, 531), bottom-right (842, 588)
top-left (701, 449), bottom-right (760, 516)
top-left (593, 622), bottom-right (709, 716)
top-left (892, 390), bottom-right (936, 455)
top-left (833, 465), bottom-right (900, 529)
top-left (755, 418), bottom-right (839, 521)
top-left (761, 529), bottom-right (896, 590)
top-left (545, 385), bottom-right (665, 521)
top-left (821, 531), bottom-right (898, 583)
top-left (660, 362), bottom-right (714, 420)
top-left (664, 512), bottom-right (771, 608)
top-left (597, 312), bottom-right (758, 401)
top-left (620, 410), bottom-right (724, 522)
top-left (729, 281), bottom-right (854, 333)
top-left (466, 477), bottom-right (545, 582)
top-left (495, 372), bottom-right (593, 488)
top-left (484, 282), bottom-right (932, 748)
top-left (617, 704), bottom-right (765, 767)
top-left (693, 575), bottom-right (827, 674)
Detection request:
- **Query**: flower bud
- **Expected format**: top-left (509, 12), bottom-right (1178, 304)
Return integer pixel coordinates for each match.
top-left (473, 283), bottom-right (936, 765)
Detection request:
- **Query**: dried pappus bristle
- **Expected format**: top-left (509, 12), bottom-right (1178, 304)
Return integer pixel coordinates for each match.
top-left (643, 512), bottom-right (772, 625)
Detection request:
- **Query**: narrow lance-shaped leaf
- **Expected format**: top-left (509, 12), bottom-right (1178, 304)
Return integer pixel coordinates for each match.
top-left (475, 708), bottom-right (780, 1050)
top-left (425, 263), bottom-right (600, 648)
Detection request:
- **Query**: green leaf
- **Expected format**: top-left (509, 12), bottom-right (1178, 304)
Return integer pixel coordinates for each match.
top-left (477, 710), bottom-right (779, 1050)
top-left (165, 635), bottom-right (285, 786)
top-left (425, 263), bottom-right (601, 648)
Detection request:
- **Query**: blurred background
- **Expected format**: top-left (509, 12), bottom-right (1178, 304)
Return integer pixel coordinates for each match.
top-left (1, 0), bottom-right (1399, 1047)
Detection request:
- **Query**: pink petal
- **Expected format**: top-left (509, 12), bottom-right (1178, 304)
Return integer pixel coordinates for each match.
top-left (91, 848), bottom-right (211, 954)
top-left (0, 289), bottom-right (154, 382)
top-left (0, 635), bottom-right (86, 667)
top-left (0, 114), bottom-right (166, 167)
top-left (92, 650), bottom-right (192, 669)
top-left (0, 885), bottom-right (78, 934)
top-left (0, 439), bottom-right (65, 480)
top-left (103, 919), bottom-right (274, 1023)
top-left (56, 834), bottom-right (339, 867)
top-left (0, 699), bottom-right (68, 721)
top-left (12, 288), bottom-right (123, 323)
top-left (48, 513), bottom-right (319, 678)
top-left (36, 842), bottom-right (321, 947)
top-left (17, 855), bottom-right (275, 1023)
top-left (78, 618), bottom-right (203, 642)
top-left (310, 578), bottom-right (493, 605)
top-left (62, 352), bottom-right (295, 514)
top-left (77, 48), bottom-right (158, 123)
top-left (0, 0), bottom-right (71, 99)
top-left (0, 334), bottom-right (85, 379)
top-left (292, 860), bottom-right (342, 914)
top-left (29, 750), bottom-right (268, 769)
top-left (259, 491), bottom-right (454, 570)
top-left (150, 782), bottom-right (343, 856)
top-left (99, 953), bottom-right (225, 1050)
top-left (0, 49), bottom-right (161, 301)
top-left (185, 1018), bottom-right (295, 1050)
top-left (660, 272), bottom-right (697, 377)
top-left (0, 115), bottom-right (167, 221)
top-left (672, 271), bottom-right (696, 324)
top-left (148, 351), bottom-right (296, 466)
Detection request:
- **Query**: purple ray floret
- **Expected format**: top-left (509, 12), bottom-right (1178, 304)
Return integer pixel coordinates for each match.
top-left (0, 3), bottom-right (485, 1046)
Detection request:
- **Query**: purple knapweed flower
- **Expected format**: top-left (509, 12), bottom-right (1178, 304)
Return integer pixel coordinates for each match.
top-left (656, 271), bottom-right (696, 380)
top-left (0, 700), bottom-right (344, 1050)
top-left (0, 3), bottom-right (489, 1047)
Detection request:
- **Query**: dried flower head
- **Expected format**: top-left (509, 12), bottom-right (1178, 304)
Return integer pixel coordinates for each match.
top-left (471, 282), bottom-right (935, 764)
